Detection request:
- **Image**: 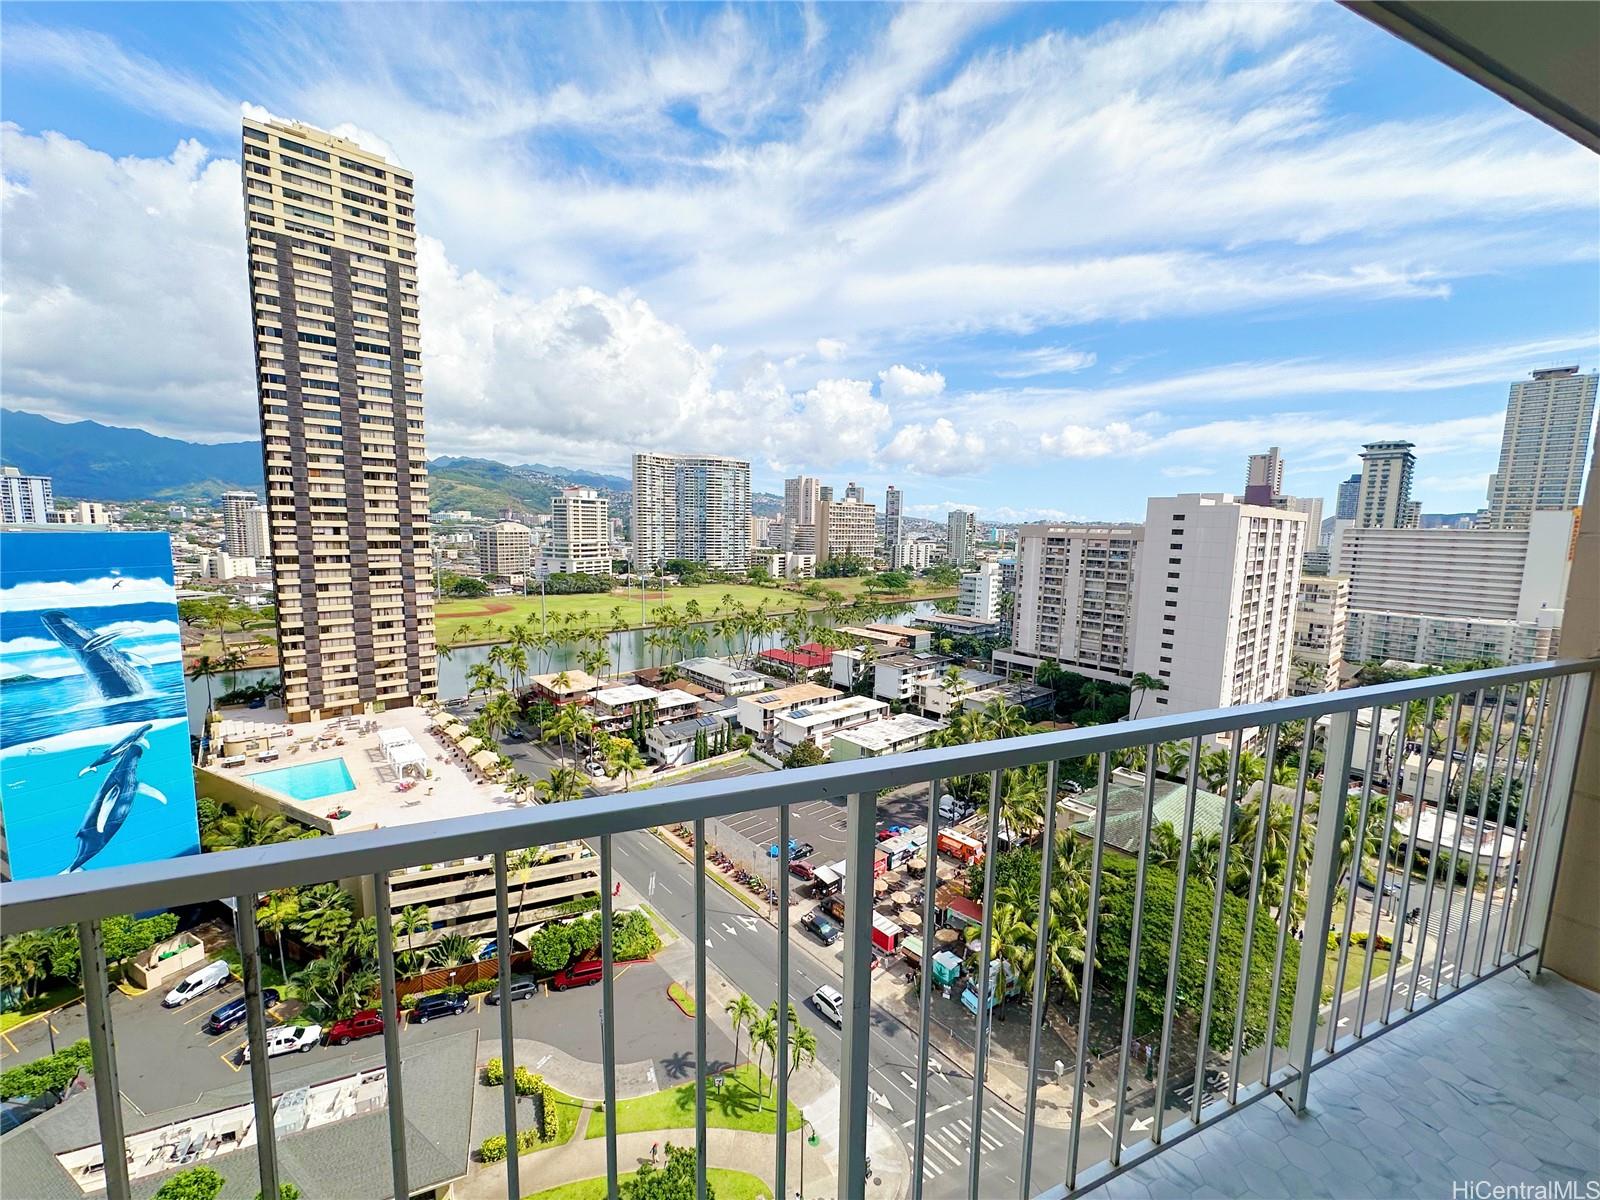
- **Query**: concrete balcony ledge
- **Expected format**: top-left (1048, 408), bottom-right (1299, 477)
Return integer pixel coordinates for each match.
top-left (1089, 970), bottom-right (1599, 1199)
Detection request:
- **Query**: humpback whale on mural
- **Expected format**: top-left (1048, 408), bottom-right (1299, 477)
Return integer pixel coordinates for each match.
top-left (40, 610), bottom-right (146, 700)
top-left (64, 723), bottom-right (166, 873)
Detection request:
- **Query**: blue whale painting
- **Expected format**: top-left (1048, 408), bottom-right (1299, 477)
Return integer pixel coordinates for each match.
top-left (0, 530), bottom-right (199, 880)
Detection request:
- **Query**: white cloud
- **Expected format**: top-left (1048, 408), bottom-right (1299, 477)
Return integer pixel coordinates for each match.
top-left (1161, 465), bottom-right (1213, 478)
top-left (815, 338), bottom-right (848, 361)
top-left (994, 347), bottom-right (1097, 378)
top-left (879, 419), bottom-right (987, 476)
top-left (877, 364), bottom-right (946, 402)
top-left (1040, 421), bottom-right (1151, 458)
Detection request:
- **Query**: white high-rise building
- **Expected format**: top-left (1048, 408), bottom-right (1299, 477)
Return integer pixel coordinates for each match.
top-left (958, 562), bottom-right (1003, 623)
top-left (998, 522), bottom-right (1143, 683)
top-left (783, 476), bottom-right (820, 529)
top-left (816, 497), bottom-right (877, 563)
top-left (948, 509), bottom-right (976, 566)
top-left (884, 485), bottom-right (903, 547)
top-left (1332, 509), bottom-right (1576, 666)
top-left (546, 487), bottom-right (610, 575)
top-left (892, 537), bottom-right (940, 572)
top-left (1485, 366), bottom-right (1597, 530)
top-left (1291, 575), bottom-right (1349, 695)
top-left (1129, 494), bottom-right (1306, 719)
top-left (243, 504), bottom-right (272, 560)
top-left (1, 468), bottom-right (53, 524)
top-left (1245, 446), bottom-right (1285, 498)
top-left (221, 490), bottom-right (259, 556)
top-left (844, 481), bottom-right (866, 503)
top-left (632, 452), bottom-right (751, 569)
top-left (1355, 441), bottom-right (1417, 529)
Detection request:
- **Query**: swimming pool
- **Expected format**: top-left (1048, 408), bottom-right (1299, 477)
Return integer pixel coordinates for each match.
top-left (246, 757), bottom-right (356, 802)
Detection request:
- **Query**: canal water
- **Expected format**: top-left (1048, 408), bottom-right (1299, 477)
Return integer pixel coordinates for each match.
top-left (185, 600), bottom-right (942, 726)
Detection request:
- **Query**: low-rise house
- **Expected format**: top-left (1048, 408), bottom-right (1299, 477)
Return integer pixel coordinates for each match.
top-left (863, 623), bottom-right (932, 651)
top-left (589, 684), bottom-right (698, 734)
top-left (645, 713), bottom-right (732, 767)
top-left (527, 670), bottom-right (601, 706)
top-left (736, 682), bottom-right (842, 745)
top-left (831, 713), bottom-right (946, 760)
top-left (759, 642), bottom-right (833, 679)
top-left (917, 611), bottom-right (1003, 639)
top-left (772, 695), bottom-right (889, 755)
top-left (677, 656), bottom-right (767, 696)
top-left (872, 652), bottom-right (951, 704)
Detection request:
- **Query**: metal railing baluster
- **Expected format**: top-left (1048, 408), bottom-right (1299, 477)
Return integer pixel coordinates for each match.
top-left (1066, 753), bottom-right (1110, 1191)
top-left (1404, 693), bottom-right (1463, 1010)
top-left (1020, 761), bottom-right (1061, 1195)
top-left (1262, 720), bottom-right (1315, 1086)
top-left (694, 819), bottom-right (708, 1200)
top-left (839, 790), bottom-right (878, 1200)
top-left (78, 919), bottom-right (131, 1200)
top-left (1382, 699), bottom-right (1432, 1023)
top-left (1327, 709), bottom-right (1381, 1053)
top-left (1495, 683), bottom-right (1550, 966)
top-left (493, 853), bottom-right (520, 1200)
top-left (1430, 691), bottom-right (1487, 999)
top-left (1525, 673), bottom-right (1593, 975)
top-left (1474, 683), bottom-right (1530, 974)
top-left (1453, 685), bottom-right (1507, 978)
top-left (1514, 678), bottom-right (1568, 957)
top-left (372, 873), bottom-right (409, 1200)
top-left (911, 778), bottom-right (944, 1200)
top-left (600, 836), bottom-right (619, 1199)
top-left (1228, 725), bottom-right (1278, 1105)
top-left (775, 806), bottom-right (791, 1200)
top-left (1281, 709), bottom-right (1357, 1114)
top-left (1110, 747), bottom-right (1158, 1165)
top-left (1191, 737), bottom-right (1241, 1120)
top-left (1354, 701), bottom-right (1407, 1038)
top-left (968, 770), bottom-right (1004, 1197)
top-left (1153, 738), bottom-right (1200, 1144)
top-left (235, 892), bottom-right (280, 1200)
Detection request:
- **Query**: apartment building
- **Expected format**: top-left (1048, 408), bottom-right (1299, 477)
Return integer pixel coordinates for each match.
top-left (771, 695), bottom-right (889, 756)
top-left (815, 497), bottom-right (877, 563)
top-left (1485, 366), bottom-right (1598, 530)
top-left (891, 537), bottom-right (940, 571)
top-left (1244, 446), bottom-right (1284, 501)
top-left (200, 552), bottom-right (260, 581)
top-left (752, 550), bottom-right (816, 580)
top-left (735, 682), bottom-right (841, 745)
top-left (589, 684), bottom-right (699, 734)
top-left (221, 491), bottom-right (260, 556)
top-left (830, 712), bottom-right (945, 760)
top-left (999, 522), bottom-right (1143, 683)
top-left (1335, 473), bottom-right (1361, 521)
top-left (473, 521), bottom-right (533, 581)
top-left (1332, 508), bottom-right (1576, 666)
top-left (947, 509), bottom-right (977, 566)
top-left (55, 502), bottom-right (112, 526)
top-left (1355, 441), bottom-right (1417, 528)
top-left (1129, 495), bottom-right (1305, 719)
top-left (676, 656), bottom-right (766, 696)
top-left (844, 482), bottom-right (866, 503)
top-left (884, 485), bottom-right (903, 547)
top-left (0, 467), bottom-right (52, 525)
top-left (631, 452), bottom-right (751, 569)
top-left (545, 486), bottom-right (610, 575)
top-left (1291, 575), bottom-right (1349, 694)
top-left (871, 653), bottom-right (950, 704)
top-left (241, 116), bottom-right (435, 722)
top-left (958, 562), bottom-right (1003, 622)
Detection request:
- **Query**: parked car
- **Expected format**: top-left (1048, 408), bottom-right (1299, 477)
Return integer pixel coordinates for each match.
top-left (767, 837), bottom-right (805, 859)
top-left (203, 989), bottom-right (281, 1034)
top-left (326, 1009), bottom-right (384, 1045)
top-left (163, 961), bottom-right (231, 1009)
top-left (476, 941), bottom-right (498, 962)
top-left (789, 861), bottom-right (816, 881)
top-left (791, 842), bottom-right (816, 861)
top-left (803, 910), bottom-right (840, 946)
top-left (550, 958), bottom-right (604, 991)
top-left (811, 984), bottom-right (844, 1027)
top-left (485, 978), bottom-right (539, 1005)
top-left (0, 1091), bottom-right (60, 1135)
top-left (411, 992), bottom-right (470, 1023)
top-left (876, 825), bottom-right (908, 842)
top-left (243, 1024), bottom-right (321, 1062)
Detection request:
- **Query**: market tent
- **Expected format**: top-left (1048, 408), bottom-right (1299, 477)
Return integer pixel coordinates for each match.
top-left (471, 749), bottom-right (500, 773)
top-left (457, 736), bottom-right (483, 755)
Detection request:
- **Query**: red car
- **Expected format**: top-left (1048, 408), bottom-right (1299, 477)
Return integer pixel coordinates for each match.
top-left (789, 861), bottom-right (816, 880)
top-left (550, 959), bottom-right (604, 991)
top-left (326, 1009), bottom-right (383, 1045)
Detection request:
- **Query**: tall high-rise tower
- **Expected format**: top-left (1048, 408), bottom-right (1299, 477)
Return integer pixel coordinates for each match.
top-left (241, 115), bottom-right (435, 722)
top-left (1244, 446), bottom-right (1284, 504)
top-left (1335, 473), bottom-right (1362, 520)
top-left (221, 490), bottom-right (259, 557)
top-left (947, 509), bottom-right (976, 566)
top-left (631, 452), bottom-right (751, 569)
top-left (884, 485), bottom-right (903, 547)
top-left (1485, 366), bottom-right (1598, 529)
top-left (1355, 441), bottom-right (1416, 529)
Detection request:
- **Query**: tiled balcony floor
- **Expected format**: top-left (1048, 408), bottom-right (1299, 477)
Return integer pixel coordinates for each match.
top-left (1092, 968), bottom-right (1600, 1199)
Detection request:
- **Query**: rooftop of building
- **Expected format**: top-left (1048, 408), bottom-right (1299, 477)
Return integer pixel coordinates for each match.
top-left (747, 682), bottom-right (842, 709)
top-left (759, 643), bottom-right (832, 668)
top-left (593, 683), bottom-right (665, 706)
top-left (779, 694), bottom-right (888, 725)
top-left (915, 612), bottom-right (1001, 628)
top-left (651, 713), bottom-right (730, 742)
top-left (861, 623), bottom-right (924, 637)
top-left (876, 652), bottom-right (950, 670)
top-left (831, 712), bottom-right (946, 750)
top-left (529, 669), bottom-right (600, 696)
top-left (1065, 768), bottom-right (1228, 856)
top-left (678, 656), bottom-right (764, 683)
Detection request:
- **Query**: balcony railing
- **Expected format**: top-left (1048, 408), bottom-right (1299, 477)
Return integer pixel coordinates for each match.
top-left (2, 658), bottom-right (1593, 1200)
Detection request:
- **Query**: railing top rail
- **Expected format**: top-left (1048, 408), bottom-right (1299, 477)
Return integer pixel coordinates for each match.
top-left (4, 657), bottom-right (1594, 931)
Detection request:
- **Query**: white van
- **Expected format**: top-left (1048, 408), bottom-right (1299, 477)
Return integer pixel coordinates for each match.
top-left (938, 793), bottom-right (972, 823)
top-left (243, 1024), bottom-right (322, 1062)
top-left (163, 961), bottom-right (231, 1008)
top-left (811, 984), bottom-right (844, 1027)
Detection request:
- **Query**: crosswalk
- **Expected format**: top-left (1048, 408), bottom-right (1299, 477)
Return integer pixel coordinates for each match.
top-left (901, 1102), bottom-right (1028, 1179)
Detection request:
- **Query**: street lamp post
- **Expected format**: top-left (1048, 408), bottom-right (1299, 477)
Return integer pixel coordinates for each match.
top-left (799, 1119), bottom-right (817, 1200)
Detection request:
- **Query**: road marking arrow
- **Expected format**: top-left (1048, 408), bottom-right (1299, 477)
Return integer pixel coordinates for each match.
top-left (723, 923), bottom-right (737, 936)
top-left (870, 1087), bottom-right (893, 1111)
top-left (1130, 1116), bottom-right (1152, 1132)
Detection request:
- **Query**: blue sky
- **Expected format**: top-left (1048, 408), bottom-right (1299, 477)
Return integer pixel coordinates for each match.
top-left (2, 2), bottom-right (1596, 522)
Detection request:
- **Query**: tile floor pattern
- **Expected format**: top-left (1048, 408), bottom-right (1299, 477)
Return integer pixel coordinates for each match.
top-left (1088, 969), bottom-right (1599, 1199)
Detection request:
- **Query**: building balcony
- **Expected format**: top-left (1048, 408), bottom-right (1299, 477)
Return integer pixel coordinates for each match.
top-left (2, 658), bottom-right (1595, 1200)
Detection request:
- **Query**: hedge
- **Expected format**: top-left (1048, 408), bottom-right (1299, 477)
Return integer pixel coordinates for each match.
top-left (1094, 856), bottom-right (1298, 1052)
top-left (525, 911), bottom-right (661, 977)
top-left (0, 1039), bottom-right (93, 1100)
top-left (479, 1060), bottom-right (560, 1152)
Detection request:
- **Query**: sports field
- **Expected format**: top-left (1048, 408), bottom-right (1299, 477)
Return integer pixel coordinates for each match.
top-left (435, 579), bottom-right (953, 647)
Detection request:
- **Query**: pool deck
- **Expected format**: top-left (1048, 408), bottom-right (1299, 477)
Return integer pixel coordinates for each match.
top-left (202, 706), bottom-right (521, 834)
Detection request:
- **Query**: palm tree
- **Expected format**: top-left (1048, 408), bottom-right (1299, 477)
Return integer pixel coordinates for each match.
top-left (939, 665), bottom-right (969, 712)
top-left (344, 915), bottom-right (380, 968)
top-left (511, 846), bottom-right (549, 919)
top-left (1129, 671), bottom-right (1167, 719)
top-left (292, 885), bottom-right (353, 952)
top-left (1293, 659), bottom-right (1325, 691)
top-left (534, 766), bottom-right (585, 804)
top-left (788, 1023), bottom-right (819, 1079)
top-left (479, 692), bottom-right (521, 744)
top-left (430, 933), bottom-right (480, 968)
top-left (979, 698), bottom-right (1029, 742)
top-left (188, 655), bottom-right (222, 713)
top-left (467, 661), bottom-right (503, 700)
top-left (203, 809), bottom-right (298, 851)
top-left (395, 904), bottom-right (432, 974)
top-left (255, 891), bottom-right (300, 982)
top-left (747, 1011), bottom-right (778, 1091)
top-left (605, 737), bottom-right (647, 791)
top-left (0, 932), bottom-right (51, 1002)
top-left (1148, 820), bottom-right (1184, 870)
top-left (725, 992), bottom-right (760, 1073)
top-left (542, 705), bottom-right (580, 769)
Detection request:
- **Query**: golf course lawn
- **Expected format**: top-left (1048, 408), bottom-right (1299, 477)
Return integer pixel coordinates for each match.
top-left (436, 580), bottom-right (953, 647)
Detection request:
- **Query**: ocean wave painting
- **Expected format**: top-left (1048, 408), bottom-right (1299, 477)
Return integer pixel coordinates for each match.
top-left (0, 530), bottom-right (200, 880)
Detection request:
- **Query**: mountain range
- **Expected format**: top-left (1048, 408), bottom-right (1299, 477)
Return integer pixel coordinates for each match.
top-left (1, 408), bottom-right (782, 517)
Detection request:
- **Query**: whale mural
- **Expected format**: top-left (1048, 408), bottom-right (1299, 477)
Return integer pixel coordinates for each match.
top-left (0, 530), bottom-right (199, 880)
